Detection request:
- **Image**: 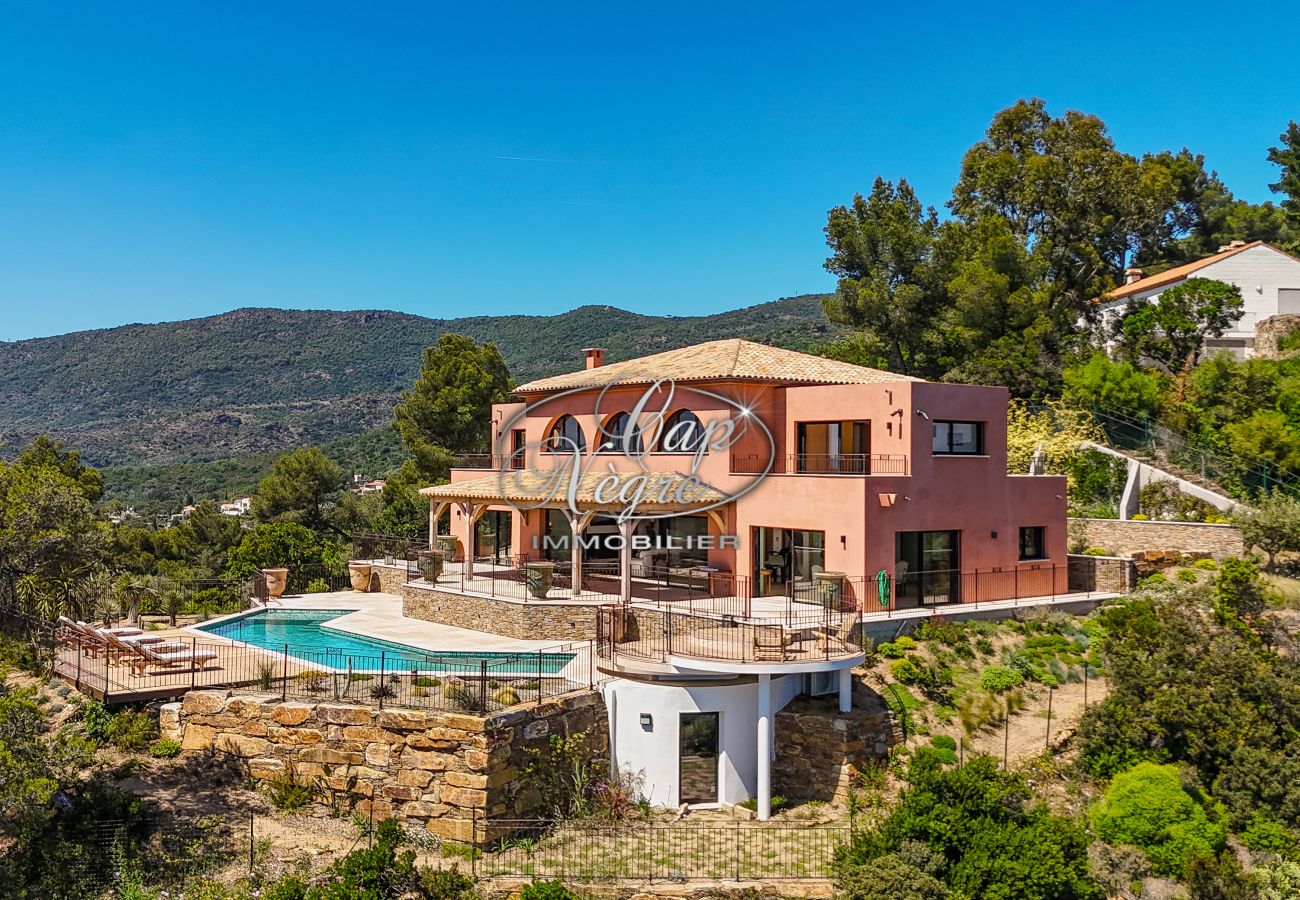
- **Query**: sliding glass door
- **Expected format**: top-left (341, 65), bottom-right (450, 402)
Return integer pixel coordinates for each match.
top-left (894, 530), bottom-right (960, 607)
top-left (752, 527), bottom-right (826, 597)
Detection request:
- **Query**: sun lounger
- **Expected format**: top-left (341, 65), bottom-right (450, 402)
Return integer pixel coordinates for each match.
top-left (815, 612), bottom-right (861, 652)
top-left (104, 633), bottom-right (218, 676)
top-left (75, 621), bottom-right (185, 654)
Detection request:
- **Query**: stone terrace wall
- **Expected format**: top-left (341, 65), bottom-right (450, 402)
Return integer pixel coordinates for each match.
top-left (773, 694), bottom-right (894, 805)
top-left (402, 583), bottom-right (599, 642)
top-left (1067, 554), bottom-right (1137, 594)
top-left (164, 689), bottom-right (607, 841)
top-left (1070, 518), bottom-right (1244, 560)
top-left (372, 563), bottom-right (409, 596)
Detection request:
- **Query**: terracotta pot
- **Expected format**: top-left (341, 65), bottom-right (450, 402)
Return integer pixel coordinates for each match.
top-left (263, 568), bottom-right (288, 599)
top-left (348, 563), bottom-right (373, 592)
top-left (525, 561), bottom-right (556, 600)
top-left (417, 550), bottom-right (445, 584)
top-left (436, 534), bottom-right (459, 560)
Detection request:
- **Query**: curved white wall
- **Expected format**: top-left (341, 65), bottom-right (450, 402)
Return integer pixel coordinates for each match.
top-left (603, 675), bottom-right (802, 807)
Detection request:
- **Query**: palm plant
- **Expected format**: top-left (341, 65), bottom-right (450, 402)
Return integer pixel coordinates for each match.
top-left (115, 574), bottom-right (161, 626)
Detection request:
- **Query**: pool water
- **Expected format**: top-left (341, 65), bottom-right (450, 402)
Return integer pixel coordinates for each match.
top-left (197, 609), bottom-right (573, 674)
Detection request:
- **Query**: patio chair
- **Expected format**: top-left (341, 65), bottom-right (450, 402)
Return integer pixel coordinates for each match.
top-left (752, 624), bottom-right (789, 662)
top-left (129, 639), bottom-right (219, 676)
top-left (76, 622), bottom-right (186, 658)
top-left (815, 612), bottom-right (861, 653)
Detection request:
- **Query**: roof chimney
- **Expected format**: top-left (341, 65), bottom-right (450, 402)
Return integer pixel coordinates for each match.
top-left (1124, 267), bottom-right (1145, 285)
top-left (1219, 239), bottom-right (1249, 252)
top-left (582, 348), bottom-right (605, 370)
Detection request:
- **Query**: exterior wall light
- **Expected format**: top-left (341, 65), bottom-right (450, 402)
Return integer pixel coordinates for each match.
top-left (639, 713), bottom-right (653, 730)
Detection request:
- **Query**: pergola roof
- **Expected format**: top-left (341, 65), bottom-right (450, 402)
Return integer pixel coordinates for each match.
top-left (419, 469), bottom-right (728, 512)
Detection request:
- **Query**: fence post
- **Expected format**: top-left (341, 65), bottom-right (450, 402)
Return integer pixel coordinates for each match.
top-left (536, 650), bottom-right (543, 706)
top-left (191, 638), bottom-right (197, 691)
top-left (1003, 706), bottom-right (1010, 769)
top-left (1045, 687), bottom-right (1054, 749)
top-left (734, 819), bottom-right (741, 881)
top-left (470, 806), bottom-right (478, 880)
top-left (479, 660), bottom-right (488, 712)
top-left (248, 812), bottom-right (255, 871)
top-left (282, 643), bottom-right (289, 701)
top-left (75, 635), bottom-right (82, 688)
top-left (379, 651), bottom-right (386, 709)
top-left (1083, 663), bottom-right (1089, 707)
top-left (587, 640), bottom-right (593, 689)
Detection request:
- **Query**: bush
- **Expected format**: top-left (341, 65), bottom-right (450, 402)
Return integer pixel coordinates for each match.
top-left (1089, 762), bottom-right (1226, 878)
top-left (1137, 572), bottom-right (1167, 587)
top-left (305, 577), bottom-right (330, 593)
top-left (1176, 569), bottom-right (1198, 583)
top-left (1083, 547), bottom-right (1111, 556)
top-left (444, 683), bottom-right (484, 713)
top-left (974, 636), bottom-right (994, 656)
top-left (1193, 558), bottom-right (1219, 570)
top-left (149, 737), bottom-right (182, 759)
top-left (413, 677), bottom-right (441, 687)
top-left (837, 854), bottom-right (949, 900)
top-left (80, 698), bottom-right (113, 741)
top-left (264, 770), bottom-right (315, 812)
top-left (296, 670), bottom-right (327, 693)
top-left (520, 880), bottom-right (575, 900)
top-left (420, 865), bottom-right (475, 900)
top-left (1131, 513), bottom-right (1150, 520)
top-left (894, 636), bottom-right (917, 651)
top-left (878, 641), bottom-right (905, 659)
top-left (930, 735), bottom-right (957, 752)
top-left (979, 664), bottom-right (1023, 693)
top-left (890, 658), bottom-right (923, 684)
top-left (106, 710), bottom-right (159, 752)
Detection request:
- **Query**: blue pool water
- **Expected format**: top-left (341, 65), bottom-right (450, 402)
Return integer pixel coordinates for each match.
top-left (197, 609), bottom-right (574, 673)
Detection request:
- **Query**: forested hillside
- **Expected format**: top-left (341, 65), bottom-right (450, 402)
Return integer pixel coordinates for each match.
top-left (0, 295), bottom-right (836, 468)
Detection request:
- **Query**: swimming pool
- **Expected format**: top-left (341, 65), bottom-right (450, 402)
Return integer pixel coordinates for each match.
top-left (197, 609), bottom-right (574, 674)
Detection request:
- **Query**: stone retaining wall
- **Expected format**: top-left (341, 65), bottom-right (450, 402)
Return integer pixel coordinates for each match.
top-left (773, 694), bottom-right (893, 804)
top-left (402, 583), bottom-right (599, 642)
top-left (372, 563), bottom-right (409, 596)
top-left (1067, 554), bottom-right (1137, 594)
top-left (1069, 518), bottom-right (1244, 560)
top-left (163, 689), bottom-right (607, 841)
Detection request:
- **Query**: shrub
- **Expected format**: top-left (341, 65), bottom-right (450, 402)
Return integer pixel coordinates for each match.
top-left (369, 681), bottom-right (397, 700)
top-left (838, 854), bottom-right (949, 900)
top-left (877, 641), bottom-right (905, 659)
top-left (894, 636), bottom-right (917, 651)
top-left (493, 687), bottom-right (521, 706)
top-left (1193, 558), bottom-right (1219, 570)
top-left (915, 618), bottom-right (965, 646)
top-left (106, 710), bottom-right (159, 752)
top-left (149, 737), bottom-right (182, 759)
top-left (420, 865), bottom-right (475, 900)
top-left (1138, 572), bottom-right (1167, 587)
top-left (1089, 762), bottom-right (1226, 877)
top-left (520, 880), bottom-right (575, 900)
top-left (1083, 547), bottom-right (1111, 556)
top-left (930, 735), bottom-right (957, 752)
top-left (979, 664), bottom-right (1022, 693)
top-left (890, 658), bottom-right (923, 684)
top-left (1131, 513), bottom-right (1150, 520)
top-left (444, 683), bottom-right (484, 713)
top-left (80, 698), bottom-right (113, 741)
top-left (296, 670), bottom-right (327, 693)
top-left (306, 578), bottom-right (330, 593)
top-left (257, 661), bottom-right (277, 691)
top-left (1176, 569), bottom-right (1198, 583)
top-left (264, 770), bottom-right (315, 812)
top-left (413, 676), bottom-right (441, 687)
top-left (974, 636), bottom-right (994, 656)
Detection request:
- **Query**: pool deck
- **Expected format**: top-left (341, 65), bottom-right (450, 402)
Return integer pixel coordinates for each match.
top-left (56, 589), bottom-right (590, 704)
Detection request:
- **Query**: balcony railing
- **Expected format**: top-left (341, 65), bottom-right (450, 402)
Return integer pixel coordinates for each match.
top-left (730, 453), bottom-right (909, 476)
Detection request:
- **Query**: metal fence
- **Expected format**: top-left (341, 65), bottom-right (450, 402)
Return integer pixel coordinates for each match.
top-left (731, 452), bottom-right (909, 476)
top-left (475, 818), bottom-right (849, 881)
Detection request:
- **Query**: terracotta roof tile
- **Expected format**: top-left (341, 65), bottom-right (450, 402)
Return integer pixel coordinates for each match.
top-left (513, 339), bottom-right (918, 394)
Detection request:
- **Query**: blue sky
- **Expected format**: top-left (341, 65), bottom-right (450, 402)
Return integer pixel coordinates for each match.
top-left (2, 1), bottom-right (1298, 341)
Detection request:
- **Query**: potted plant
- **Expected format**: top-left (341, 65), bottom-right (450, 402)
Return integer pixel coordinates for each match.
top-left (525, 561), bottom-right (556, 600)
top-left (417, 550), bottom-right (445, 584)
top-left (262, 567), bottom-right (289, 599)
top-left (348, 562), bottom-right (373, 592)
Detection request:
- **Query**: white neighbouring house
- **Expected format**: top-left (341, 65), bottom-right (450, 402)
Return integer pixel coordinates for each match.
top-left (219, 497), bottom-right (252, 517)
top-left (1097, 241), bottom-right (1300, 360)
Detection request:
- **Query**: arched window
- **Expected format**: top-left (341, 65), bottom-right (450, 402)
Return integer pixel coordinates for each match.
top-left (658, 410), bottom-right (706, 453)
top-left (597, 412), bottom-right (643, 454)
top-left (544, 414), bottom-right (586, 454)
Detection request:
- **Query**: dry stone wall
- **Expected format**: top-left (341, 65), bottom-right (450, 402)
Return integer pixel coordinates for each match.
top-left (773, 694), bottom-right (894, 804)
top-left (402, 583), bottom-right (599, 642)
top-left (1069, 518), bottom-right (1244, 560)
top-left (163, 689), bottom-right (607, 841)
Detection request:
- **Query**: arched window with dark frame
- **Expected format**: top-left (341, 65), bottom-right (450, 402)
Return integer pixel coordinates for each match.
top-left (658, 409), bottom-right (706, 453)
top-left (597, 412), bottom-right (643, 454)
top-left (544, 414), bottom-right (586, 454)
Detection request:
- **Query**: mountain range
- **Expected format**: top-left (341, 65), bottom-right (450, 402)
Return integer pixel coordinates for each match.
top-left (0, 296), bottom-right (838, 481)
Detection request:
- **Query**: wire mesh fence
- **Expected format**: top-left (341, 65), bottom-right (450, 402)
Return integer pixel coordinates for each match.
top-left (475, 819), bottom-right (849, 881)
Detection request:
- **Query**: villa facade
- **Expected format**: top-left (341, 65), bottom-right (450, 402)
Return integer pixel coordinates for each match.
top-left (415, 339), bottom-right (1068, 817)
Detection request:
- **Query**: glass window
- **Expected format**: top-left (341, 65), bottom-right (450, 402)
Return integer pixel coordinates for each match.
top-left (544, 415), bottom-right (586, 454)
top-left (932, 421), bottom-right (984, 455)
top-left (596, 412), bottom-right (643, 454)
top-left (659, 410), bottom-right (706, 453)
top-left (1019, 526), bottom-right (1046, 561)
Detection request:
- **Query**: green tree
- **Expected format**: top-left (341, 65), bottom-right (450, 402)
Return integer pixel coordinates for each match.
top-left (838, 854), bottom-right (949, 900)
top-left (114, 573), bottom-right (162, 626)
top-left (392, 334), bottom-right (512, 484)
top-left (822, 178), bottom-right (946, 377)
top-left (1089, 762), bottom-right (1226, 878)
top-left (1267, 121), bottom-right (1300, 245)
top-left (0, 688), bottom-right (94, 841)
top-left (253, 447), bottom-right (345, 536)
top-left (1115, 278), bottom-right (1244, 376)
top-left (1062, 352), bottom-right (1165, 418)
top-left (1234, 492), bottom-right (1300, 572)
top-left (225, 522), bottom-right (342, 579)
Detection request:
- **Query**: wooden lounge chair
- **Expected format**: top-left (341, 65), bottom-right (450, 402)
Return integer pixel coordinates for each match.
top-left (74, 622), bottom-right (185, 662)
top-left (816, 612), bottom-right (861, 652)
top-left (752, 624), bottom-right (789, 662)
top-left (114, 636), bottom-right (219, 676)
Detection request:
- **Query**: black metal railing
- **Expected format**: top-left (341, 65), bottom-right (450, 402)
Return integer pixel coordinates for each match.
top-left (730, 453), bottom-right (909, 475)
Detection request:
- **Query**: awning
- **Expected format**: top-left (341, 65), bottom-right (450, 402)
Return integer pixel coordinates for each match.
top-left (419, 469), bottom-right (727, 515)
